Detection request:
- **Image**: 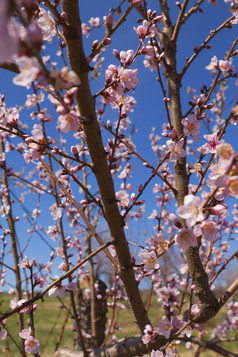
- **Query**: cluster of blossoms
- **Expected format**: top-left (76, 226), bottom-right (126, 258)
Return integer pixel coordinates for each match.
top-left (174, 142), bottom-right (237, 252)
top-left (206, 55), bottom-right (235, 74)
top-left (101, 63), bottom-right (138, 116)
top-left (19, 328), bottom-right (39, 354)
top-left (210, 299), bottom-right (238, 340)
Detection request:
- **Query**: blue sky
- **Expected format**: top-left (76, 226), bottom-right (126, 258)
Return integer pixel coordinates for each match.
top-left (0, 0), bottom-right (237, 290)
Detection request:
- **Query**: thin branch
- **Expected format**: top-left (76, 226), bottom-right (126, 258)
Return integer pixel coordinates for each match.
top-left (88, 3), bottom-right (135, 61)
top-left (179, 16), bottom-right (235, 79)
top-left (171, 0), bottom-right (190, 43)
top-left (177, 336), bottom-right (238, 357)
top-left (210, 250), bottom-right (238, 286)
top-left (0, 242), bottom-right (112, 322)
top-left (218, 278), bottom-right (238, 309)
top-left (182, 0), bottom-right (205, 24)
top-left (39, 157), bottom-right (117, 268)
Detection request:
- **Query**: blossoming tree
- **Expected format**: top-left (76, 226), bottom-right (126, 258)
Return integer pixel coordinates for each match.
top-left (0, 0), bottom-right (238, 356)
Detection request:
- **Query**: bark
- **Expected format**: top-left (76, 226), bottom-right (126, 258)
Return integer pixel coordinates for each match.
top-left (158, 0), bottom-right (219, 321)
top-left (55, 336), bottom-right (148, 357)
top-left (60, 0), bottom-right (151, 333)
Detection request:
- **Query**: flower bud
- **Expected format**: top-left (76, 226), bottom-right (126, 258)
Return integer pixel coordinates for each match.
top-left (105, 14), bottom-right (114, 31)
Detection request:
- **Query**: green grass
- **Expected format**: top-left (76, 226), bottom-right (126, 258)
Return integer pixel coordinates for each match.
top-left (0, 292), bottom-right (237, 356)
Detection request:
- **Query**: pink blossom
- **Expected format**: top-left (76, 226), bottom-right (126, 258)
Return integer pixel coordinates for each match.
top-left (142, 43), bottom-right (161, 71)
top-left (58, 262), bottom-right (67, 271)
top-left (10, 297), bottom-right (18, 309)
top-left (181, 114), bottom-right (201, 142)
top-left (13, 56), bottom-right (40, 89)
top-left (216, 143), bottom-right (235, 164)
top-left (193, 221), bottom-right (217, 241)
top-left (216, 175), bottom-right (238, 198)
top-left (166, 138), bottom-right (186, 161)
top-left (38, 7), bottom-right (57, 43)
top-left (134, 20), bottom-right (158, 39)
top-left (8, 288), bottom-right (16, 295)
top-left (118, 163), bottom-right (133, 179)
top-left (19, 328), bottom-right (31, 340)
top-left (18, 299), bottom-right (37, 314)
top-left (89, 17), bottom-right (100, 27)
top-left (205, 55), bottom-right (218, 70)
top-left (207, 203), bottom-right (228, 215)
top-left (208, 164), bottom-right (227, 181)
top-left (116, 190), bottom-right (130, 208)
top-left (118, 67), bottom-right (139, 90)
top-left (148, 209), bottom-right (157, 219)
top-left (191, 304), bottom-right (200, 316)
top-left (81, 23), bottom-right (90, 37)
top-left (44, 261), bottom-right (53, 273)
top-left (142, 324), bottom-right (159, 344)
top-left (111, 94), bottom-right (136, 116)
top-left (175, 228), bottom-right (197, 252)
top-left (0, 328), bottom-right (7, 340)
top-left (158, 317), bottom-right (173, 339)
top-left (139, 250), bottom-right (160, 272)
top-left (33, 273), bottom-right (48, 288)
top-left (231, 10), bottom-right (238, 25)
top-left (55, 247), bottom-right (64, 257)
top-left (31, 124), bottom-right (45, 142)
top-left (46, 225), bottom-right (59, 242)
top-left (219, 59), bottom-right (235, 73)
top-left (200, 133), bottom-right (220, 154)
top-left (49, 204), bottom-right (62, 220)
top-left (58, 112), bottom-right (79, 133)
top-left (18, 256), bottom-right (34, 269)
top-left (48, 278), bottom-right (66, 298)
top-left (177, 194), bottom-right (204, 227)
top-left (51, 67), bottom-right (80, 90)
top-left (207, 177), bottom-right (228, 201)
top-left (226, 176), bottom-right (238, 198)
top-left (119, 50), bottom-right (134, 67)
top-left (24, 336), bottom-right (40, 354)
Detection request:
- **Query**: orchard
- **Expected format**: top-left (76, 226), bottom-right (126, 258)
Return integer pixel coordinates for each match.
top-left (0, 0), bottom-right (238, 356)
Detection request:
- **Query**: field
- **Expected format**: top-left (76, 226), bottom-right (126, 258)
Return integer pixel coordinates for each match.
top-left (0, 292), bottom-right (237, 356)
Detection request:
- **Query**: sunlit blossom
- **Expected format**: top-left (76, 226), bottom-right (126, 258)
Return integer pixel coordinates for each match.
top-left (139, 250), bottom-right (160, 272)
top-left (0, 328), bottom-right (7, 340)
top-left (193, 221), bottom-right (217, 241)
top-left (177, 194), bottom-right (204, 227)
top-left (182, 114), bottom-right (201, 142)
top-left (38, 7), bottom-right (57, 43)
top-left (205, 55), bottom-right (218, 70)
top-left (175, 228), bottom-right (197, 252)
top-left (166, 138), bottom-right (186, 161)
top-left (158, 317), bottom-right (173, 339)
top-left (24, 336), bottom-right (40, 354)
top-left (13, 56), bottom-right (40, 88)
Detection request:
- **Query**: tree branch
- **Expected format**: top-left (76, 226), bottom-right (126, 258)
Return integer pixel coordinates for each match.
top-left (60, 0), bottom-right (151, 333)
top-left (159, 0), bottom-right (219, 323)
top-left (177, 336), bottom-right (238, 357)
